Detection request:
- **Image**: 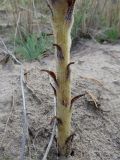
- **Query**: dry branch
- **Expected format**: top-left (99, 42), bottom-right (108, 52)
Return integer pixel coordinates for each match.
top-left (85, 90), bottom-right (99, 109)
top-left (0, 38), bottom-right (28, 160)
top-left (42, 68), bottom-right (57, 160)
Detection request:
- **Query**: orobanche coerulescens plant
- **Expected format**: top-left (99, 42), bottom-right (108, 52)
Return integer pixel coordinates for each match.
top-left (42, 0), bottom-right (82, 157)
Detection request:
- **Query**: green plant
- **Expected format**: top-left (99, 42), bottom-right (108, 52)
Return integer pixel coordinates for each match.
top-left (96, 27), bottom-right (119, 43)
top-left (15, 32), bottom-right (51, 60)
top-left (104, 27), bottom-right (119, 42)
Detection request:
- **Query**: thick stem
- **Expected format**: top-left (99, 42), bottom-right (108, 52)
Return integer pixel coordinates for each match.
top-left (55, 25), bottom-right (72, 156)
top-left (49, 0), bottom-right (76, 156)
top-left (45, 0), bottom-right (76, 156)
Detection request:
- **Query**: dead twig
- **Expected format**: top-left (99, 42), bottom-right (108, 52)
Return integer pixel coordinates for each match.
top-left (85, 90), bottom-right (99, 109)
top-left (86, 90), bottom-right (110, 113)
top-left (80, 76), bottom-right (112, 93)
top-left (41, 68), bottom-right (57, 160)
top-left (42, 120), bottom-right (56, 160)
top-left (13, 11), bottom-right (21, 52)
top-left (0, 37), bottom-right (28, 160)
top-left (80, 76), bottom-right (104, 87)
top-left (24, 81), bottom-right (42, 104)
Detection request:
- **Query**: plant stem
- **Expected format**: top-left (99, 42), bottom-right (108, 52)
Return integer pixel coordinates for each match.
top-left (49, 0), bottom-right (76, 156)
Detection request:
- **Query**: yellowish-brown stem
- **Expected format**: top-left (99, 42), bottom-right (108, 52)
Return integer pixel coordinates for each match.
top-left (47, 0), bottom-right (76, 156)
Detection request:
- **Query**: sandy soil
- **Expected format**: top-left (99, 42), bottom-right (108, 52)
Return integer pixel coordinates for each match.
top-left (0, 40), bottom-right (120, 160)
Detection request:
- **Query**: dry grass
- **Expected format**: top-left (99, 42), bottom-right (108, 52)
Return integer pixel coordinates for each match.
top-left (73, 0), bottom-right (120, 41)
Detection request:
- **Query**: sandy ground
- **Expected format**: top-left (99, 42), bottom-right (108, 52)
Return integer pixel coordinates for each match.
top-left (0, 40), bottom-right (120, 160)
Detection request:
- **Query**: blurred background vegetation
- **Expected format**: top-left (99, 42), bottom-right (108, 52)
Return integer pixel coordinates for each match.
top-left (0, 0), bottom-right (120, 60)
top-left (73, 0), bottom-right (120, 43)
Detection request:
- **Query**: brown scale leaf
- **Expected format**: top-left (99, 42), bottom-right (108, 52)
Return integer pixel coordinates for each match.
top-left (66, 0), bottom-right (76, 21)
top-left (41, 69), bottom-right (58, 86)
top-left (66, 62), bottom-right (75, 79)
top-left (28, 127), bottom-right (36, 142)
top-left (70, 94), bottom-right (85, 109)
top-left (53, 44), bottom-right (64, 60)
top-left (50, 83), bottom-right (57, 97)
top-left (65, 133), bottom-right (76, 145)
top-left (67, 0), bottom-right (76, 6)
top-left (50, 116), bottom-right (63, 125)
top-left (46, 0), bottom-right (54, 16)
